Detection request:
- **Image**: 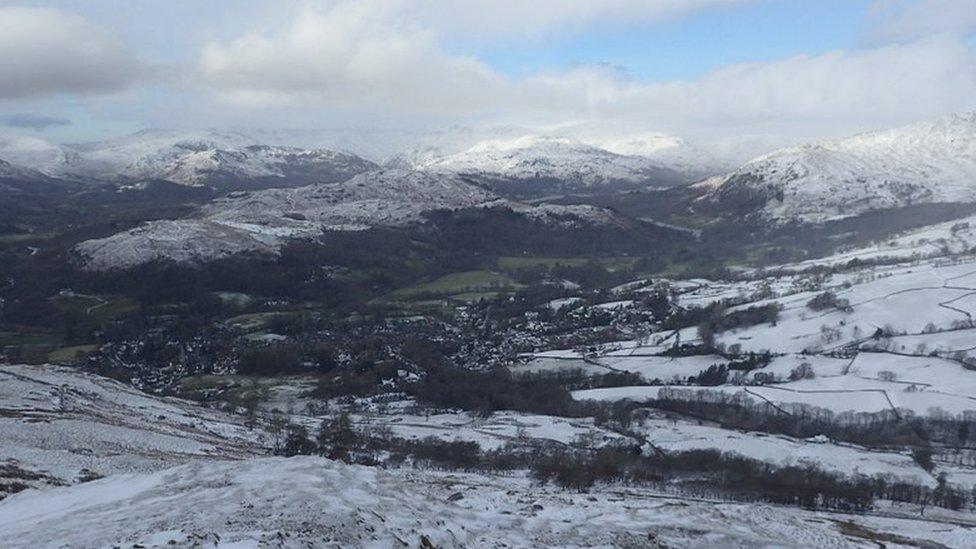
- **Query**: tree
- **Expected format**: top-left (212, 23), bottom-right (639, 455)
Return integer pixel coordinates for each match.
top-left (788, 363), bottom-right (816, 381)
top-left (317, 413), bottom-right (359, 460)
top-left (282, 424), bottom-right (316, 456)
top-left (877, 370), bottom-right (897, 382)
top-left (911, 446), bottom-right (934, 472)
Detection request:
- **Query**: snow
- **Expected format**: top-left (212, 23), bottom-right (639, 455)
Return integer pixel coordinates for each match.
top-left (1, 129), bottom-right (376, 185)
top-left (706, 112), bottom-right (976, 222)
top-left (417, 134), bottom-right (679, 187)
top-left (546, 296), bottom-right (583, 311)
top-left (352, 410), bottom-right (628, 451)
top-left (596, 354), bottom-right (728, 383)
top-left (0, 364), bottom-right (265, 488)
top-left (75, 169), bottom-right (496, 269)
top-left (77, 169), bottom-right (628, 269)
top-left (592, 299), bottom-right (636, 311)
top-left (702, 259), bottom-right (976, 355)
top-left (636, 418), bottom-right (936, 487)
top-left (1, 455), bottom-right (970, 548)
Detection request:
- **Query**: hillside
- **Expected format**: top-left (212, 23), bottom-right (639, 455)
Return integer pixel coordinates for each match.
top-left (703, 113), bottom-right (976, 223)
top-left (2, 455), bottom-right (972, 548)
top-left (75, 168), bottom-right (635, 269)
top-left (416, 134), bottom-right (683, 190)
top-left (0, 129), bottom-right (376, 188)
top-left (0, 363), bottom-right (264, 499)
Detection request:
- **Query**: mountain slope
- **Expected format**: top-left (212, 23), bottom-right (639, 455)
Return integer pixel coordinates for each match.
top-left (0, 363), bottom-right (264, 498)
top-left (75, 168), bottom-right (640, 269)
top-left (0, 135), bottom-right (87, 178)
top-left (0, 129), bottom-right (376, 187)
top-left (591, 132), bottom-right (730, 181)
top-left (0, 157), bottom-right (77, 195)
top-left (416, 135), bottom-right (682, 190)
top-left (704, 113), bottom-right (976, 223)
top-left (82, 129), bottom-right (377, 187)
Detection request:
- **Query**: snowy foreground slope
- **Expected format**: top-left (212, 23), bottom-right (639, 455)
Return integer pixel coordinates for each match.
top-left (0, 363), bottom-right (265, 497)
top-left (704, 112), bottom-right (976, 222)
top-left (1, 455), bottom-right (973, 549)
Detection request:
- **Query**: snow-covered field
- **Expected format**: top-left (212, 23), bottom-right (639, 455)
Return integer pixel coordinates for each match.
top-left (635, 416), bottom-right (937, 487)
top-left (349, 410), bottom-right (629, 451)
top-left (2, 455), bottom-right (974, 549)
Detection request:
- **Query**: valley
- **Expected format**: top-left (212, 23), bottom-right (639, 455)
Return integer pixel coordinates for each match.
top-left (5, 114), bottom-right (976, 547)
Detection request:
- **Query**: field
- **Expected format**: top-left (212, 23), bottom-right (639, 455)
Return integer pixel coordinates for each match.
top-left (498, 255), bottom-right (637, 272)
top-left (383, 270), bottom-right (522, 301)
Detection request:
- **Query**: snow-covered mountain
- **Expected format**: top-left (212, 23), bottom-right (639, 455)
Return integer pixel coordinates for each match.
top-left (413, 134), bottom-right (682, 189)
top-left (593, 132), bottom-right (729, 181)
top-left (704, 112), bottom-right (976, 223)
top-left (0, 129), bottom-right (376, 188)
top-left (1, 126), bottom-right (725, 191)
top-left (0, 134), bottom-right (87, 177)
top-left (78, 129), bottom-right (377, 186)
top-left (76, 168), bottom-right (629, 269)
top-left (0, 157), bottom-right (44, 181)
top-left (0, 156), bottom-right (66, 194)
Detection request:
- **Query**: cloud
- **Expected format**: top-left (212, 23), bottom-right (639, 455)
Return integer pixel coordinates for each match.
top-left (518, 37), bottom-right (976, 128)
top-left (0, 113), bottom-right (72, 131)
top-left (0, 7), bottom-right (142, 100)
top-left (199, 1), bottom-right (506, 114)
top-left (867, 0), bottom-right (976, 44)
top-left (411, 0), bottom-right (749, 41)
top-left (197, 0), bottom-right (748, 115)
top-left (200, 0), bottom-right (976, 142)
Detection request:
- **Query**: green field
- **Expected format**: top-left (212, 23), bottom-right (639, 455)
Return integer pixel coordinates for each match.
top-left (49, 293), bottom-right (140, 322)
top-left (0, 231), bottom-right (56, 244)
top-left (222, 312), bottom-right (294, 333)
top-left (0, 330), bottom-right (61, 346)
top-left (48, 344), bottom-right (99, 364)
top-left (386, 270), bottom-right (522, 301)
top-left (498, 256), bottom-right (638, 272)
top-left (178, 374), bottom-right (318, 408)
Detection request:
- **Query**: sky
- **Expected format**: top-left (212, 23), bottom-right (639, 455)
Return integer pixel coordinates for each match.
top-left (1, 0), bottom-right (975, 151)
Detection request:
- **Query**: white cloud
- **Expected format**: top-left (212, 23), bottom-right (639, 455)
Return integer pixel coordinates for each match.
top-left (200, 0), bottom-right (976, 143)
top-left (0, 7), bottom-right (142, 99)
top-left (867, 0), bottom-right (976, 44)
top-left (199, 1), bottom-right (507, 114)
top-left (197, 0), bottom-right (749, 115)
top-left (519, 37), bottom-right (976, 127)
top-left (411, 0), bottom-right (748, 40)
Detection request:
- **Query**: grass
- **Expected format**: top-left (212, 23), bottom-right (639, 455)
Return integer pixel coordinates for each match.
top-left (450, 291), bottom-right (502, 303)
top-left (498, 256), bottom-right (591, 270)
top-left (0, 330), bottom-right (61, 346)
top-left (178, 374), bottom-right (318, 409)
top-left (385, 270), bottom-right (522, 301)
top-left (0, 231), bottom-right (56, 244)
top-left (215, 292), bottom-right (255, 308)
top-left (222, 312), bottom-right (292, 333)
top-left (49, 293), bottom-right (140, 322)
top-left (48, 344), bottom-right (99, 364)
top-left (497, 256), bottom-right (638, 272)
top-left (180, 374), bottom-right (236, 392)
